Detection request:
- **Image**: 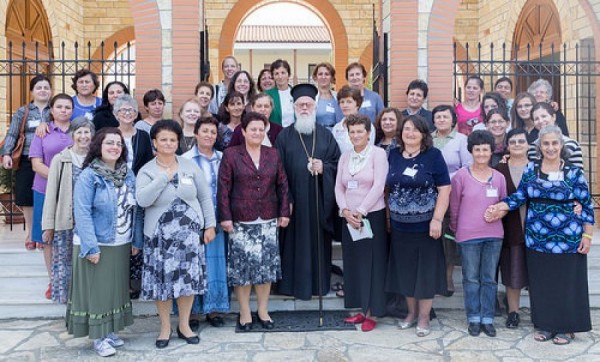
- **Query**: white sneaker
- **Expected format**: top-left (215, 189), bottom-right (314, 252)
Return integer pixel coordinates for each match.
top-left (105, 333), bottom-right (125, 347)
top-left (93, 338), bottom-right (116, 357)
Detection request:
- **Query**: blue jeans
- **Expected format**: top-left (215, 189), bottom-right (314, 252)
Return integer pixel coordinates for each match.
top-left (459, 238), bottom-right (502, 324)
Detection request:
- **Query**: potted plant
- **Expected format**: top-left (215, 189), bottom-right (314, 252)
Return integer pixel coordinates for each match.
top-left (0, 166), bottom-right (24, 224)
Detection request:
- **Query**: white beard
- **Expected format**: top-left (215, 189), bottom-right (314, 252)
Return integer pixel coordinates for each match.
top-left (294, 113), bottom-right (316, 135)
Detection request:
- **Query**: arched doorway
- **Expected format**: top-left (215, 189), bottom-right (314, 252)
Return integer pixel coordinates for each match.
top-left (512, 0), bottom-right (562, 97)
top-left (234, 2), bottom-right (332, 85)
top-left (218, 0), bottom-right (348, 88)
top-left (5, 0), bottom-right (52, 111)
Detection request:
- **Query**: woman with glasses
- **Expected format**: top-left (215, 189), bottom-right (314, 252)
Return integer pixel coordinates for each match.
top-left (511, 92), bottom-right (537, 144)
top-left (68, 128), bottom-right (141, 357)
top-left (114, 95), bottom-right (153, 175)
top-left (494, 128), bottom-right (529, 329)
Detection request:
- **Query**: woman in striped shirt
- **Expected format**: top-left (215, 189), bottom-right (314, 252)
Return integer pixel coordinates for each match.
top-left (526, 102), bottom-right (583, 168)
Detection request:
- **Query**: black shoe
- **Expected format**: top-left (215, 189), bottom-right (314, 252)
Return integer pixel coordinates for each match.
top-left (481, 323), bottom-right (497, 337)
top-left (129, 290), bottom-right (140, 300)
top-left (257, 315), bottom-right (275, 330)
top-left (468, 322), bottom-right (481, 336)
top-left (155, 329), bottom-right (172, 349)
top-left (206, 314), bottom-right (225, 328)
top-left (441, 289), bottom-right (454, 297)
top-left (237, 317), bottom-right (253, 332)
top-left (176, 327), bottom-right (200, 344)
top-left (506, 312), bottom-right (520, 329)
top-left (189, 319), bottom-right (201, 331)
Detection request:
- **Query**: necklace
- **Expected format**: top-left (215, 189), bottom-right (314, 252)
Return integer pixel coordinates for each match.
top-left (403, 148), bottom-right (420, 158)
top-left (182, 136), bottom-right (195, 151)
top-left (156, 157), bottom-right (177, 170)
top-left (297, 128), bottom-right (316, 173)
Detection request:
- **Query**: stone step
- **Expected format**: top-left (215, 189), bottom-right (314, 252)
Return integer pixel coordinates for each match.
top-left (3, 227), bottom-right (600, 320)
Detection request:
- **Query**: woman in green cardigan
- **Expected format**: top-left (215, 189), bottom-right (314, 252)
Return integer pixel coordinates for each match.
top-left (265, 59), bottom-right (294, 128)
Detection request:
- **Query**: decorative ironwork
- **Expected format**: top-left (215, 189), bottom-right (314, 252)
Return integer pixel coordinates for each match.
top-left (454, 41), bottom-right (600, 208)
top-left (0, 41), bottom-right (136, 225)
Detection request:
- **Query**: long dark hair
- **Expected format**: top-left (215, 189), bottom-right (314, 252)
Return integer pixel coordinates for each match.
top-left (100, 81), bottom-right (130, 107)
top-left (83, 128), bottom-right (128, 169)
top-left (374, 107), bottom-right (402, 144)
top-left (511, 92), bottom-right (536, 129)
top-left (396, 115), bottom-right (433, 153)
top-left (218, 91), bottom-right (245, 125)
top-left (228, 70), bottom-right (256, 101)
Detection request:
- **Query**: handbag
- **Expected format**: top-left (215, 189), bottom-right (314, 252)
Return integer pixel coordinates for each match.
top-left (0, 106), bottom-right (30, 171)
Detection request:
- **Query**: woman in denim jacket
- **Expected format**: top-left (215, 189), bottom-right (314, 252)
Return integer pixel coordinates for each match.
top-left (67, 128), bottom-right (143, 358)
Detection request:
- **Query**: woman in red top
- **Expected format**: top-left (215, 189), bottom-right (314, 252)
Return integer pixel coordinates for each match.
top-left (217, 111), bottom-right (290, 331)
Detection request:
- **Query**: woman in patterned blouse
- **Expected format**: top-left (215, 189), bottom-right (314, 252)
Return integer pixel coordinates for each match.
top-left (486, 125), bottom-right (594, 345)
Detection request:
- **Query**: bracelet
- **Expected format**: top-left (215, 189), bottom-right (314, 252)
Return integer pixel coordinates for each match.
top-left (431, 218), bottom-right (442, 223)
top-left (583, 233), bottom-right (593, 240)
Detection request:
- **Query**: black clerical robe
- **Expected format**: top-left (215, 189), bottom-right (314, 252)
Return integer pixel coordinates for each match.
top-left (275, 124), bottom-right (341, 300)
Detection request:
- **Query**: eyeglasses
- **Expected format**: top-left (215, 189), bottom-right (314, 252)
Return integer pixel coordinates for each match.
top-left (117, 108), bottom-right (137, 115)
top-left (103, 140), bottom-right (123, 148)
top-left (516, 103), bottom-right (533, 110)
top-left (508, 139), bottom-right (527, 145)
top-left (294, 102), bottom-right (315, 109)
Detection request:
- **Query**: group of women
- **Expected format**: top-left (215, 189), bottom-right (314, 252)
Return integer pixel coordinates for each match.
top-left (0, 61), bottom-right (593, 356)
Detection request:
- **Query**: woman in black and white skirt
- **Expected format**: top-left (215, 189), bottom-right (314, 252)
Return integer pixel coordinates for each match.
top-left (136, 120), bottom-right (217, 348)
top-left (217, 112), bottom-right (290, 331)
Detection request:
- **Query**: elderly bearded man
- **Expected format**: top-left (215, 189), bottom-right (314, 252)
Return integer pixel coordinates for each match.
top-left (275, 84), bottom-right (341, 300)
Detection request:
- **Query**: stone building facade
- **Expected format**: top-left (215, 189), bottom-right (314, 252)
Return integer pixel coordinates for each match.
top-left (1, 0), bottom-right (600, 190)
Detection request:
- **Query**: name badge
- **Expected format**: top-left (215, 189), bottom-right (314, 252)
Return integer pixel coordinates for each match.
top-left (486, 188), bottom-right (498, 198)
top-left (548, 171), bottom-right (564, 181)
top-left (181, 175), bottom-right (193, 185)
top-left (361, 100), bottom-right (372, 108)
top-left (347, 180), bottom-right (359, 189)
top-left (403, 166), bottom-right (418, 177)
top-left (27, 119), bottom-right (41, 128)
top-left (326, 104), bottom-right (335, 113)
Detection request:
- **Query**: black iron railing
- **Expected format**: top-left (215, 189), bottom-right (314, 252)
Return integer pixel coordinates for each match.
top-left (0, 41), bottom-right (136, 226)
top-left (454, 41), bottom-right (599, 208)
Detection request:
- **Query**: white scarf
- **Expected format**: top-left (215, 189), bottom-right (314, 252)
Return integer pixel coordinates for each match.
top-left (348, 145), bottom-right (372, 176)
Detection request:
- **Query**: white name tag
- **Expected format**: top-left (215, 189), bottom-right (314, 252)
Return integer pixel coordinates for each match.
top-left (403, 167), bottom-right (418, 177)
top-left (180, 175), bottom-right (193, 185)
top-left (486, 188), bottom-right (498, 198)
top-left (347, 180), bottom-right (359, 189)
top-left (27, 119), bottom-right (41, 128)
top-left (548, 171), bottom-right (564, 181)
top-left (326, 105), bottom-right (335, 113)
top-left (361, 100), bottom-right (372, 108)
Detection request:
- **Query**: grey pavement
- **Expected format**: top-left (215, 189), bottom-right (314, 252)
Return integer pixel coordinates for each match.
top-left (2, 309), bottom-right (600, 361)
top-left (2, 224), bottom-right (600, 361)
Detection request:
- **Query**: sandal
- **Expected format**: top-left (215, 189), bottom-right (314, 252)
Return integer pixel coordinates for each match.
top-left (552, 333), bottom-right (574, 345)
top-left (533, 330), bottom-right (555, 342)
top-left (331, 282), bottom-right (343, 292)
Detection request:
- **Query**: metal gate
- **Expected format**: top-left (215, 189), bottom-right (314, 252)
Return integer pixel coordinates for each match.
top-left (453, 41), bottom-right (599, 208)
top-left (0, 41), bottom-right (135, 227)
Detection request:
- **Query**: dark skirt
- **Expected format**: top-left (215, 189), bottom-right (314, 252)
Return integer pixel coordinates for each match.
top-left (442, 214), bottom-right (461, 266)
top-left (499, 244), bottom-right (528, 289)
top-left (527, 249), bottom-right (591, 333)
top-left (385, 229), bottom-right (447, 299)
top-left (341, 209), bottom-right (387, 317)
top-left (15, 157), bottom-right (34, 206)
top-left (66, 244), bottom-right (133, 339)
